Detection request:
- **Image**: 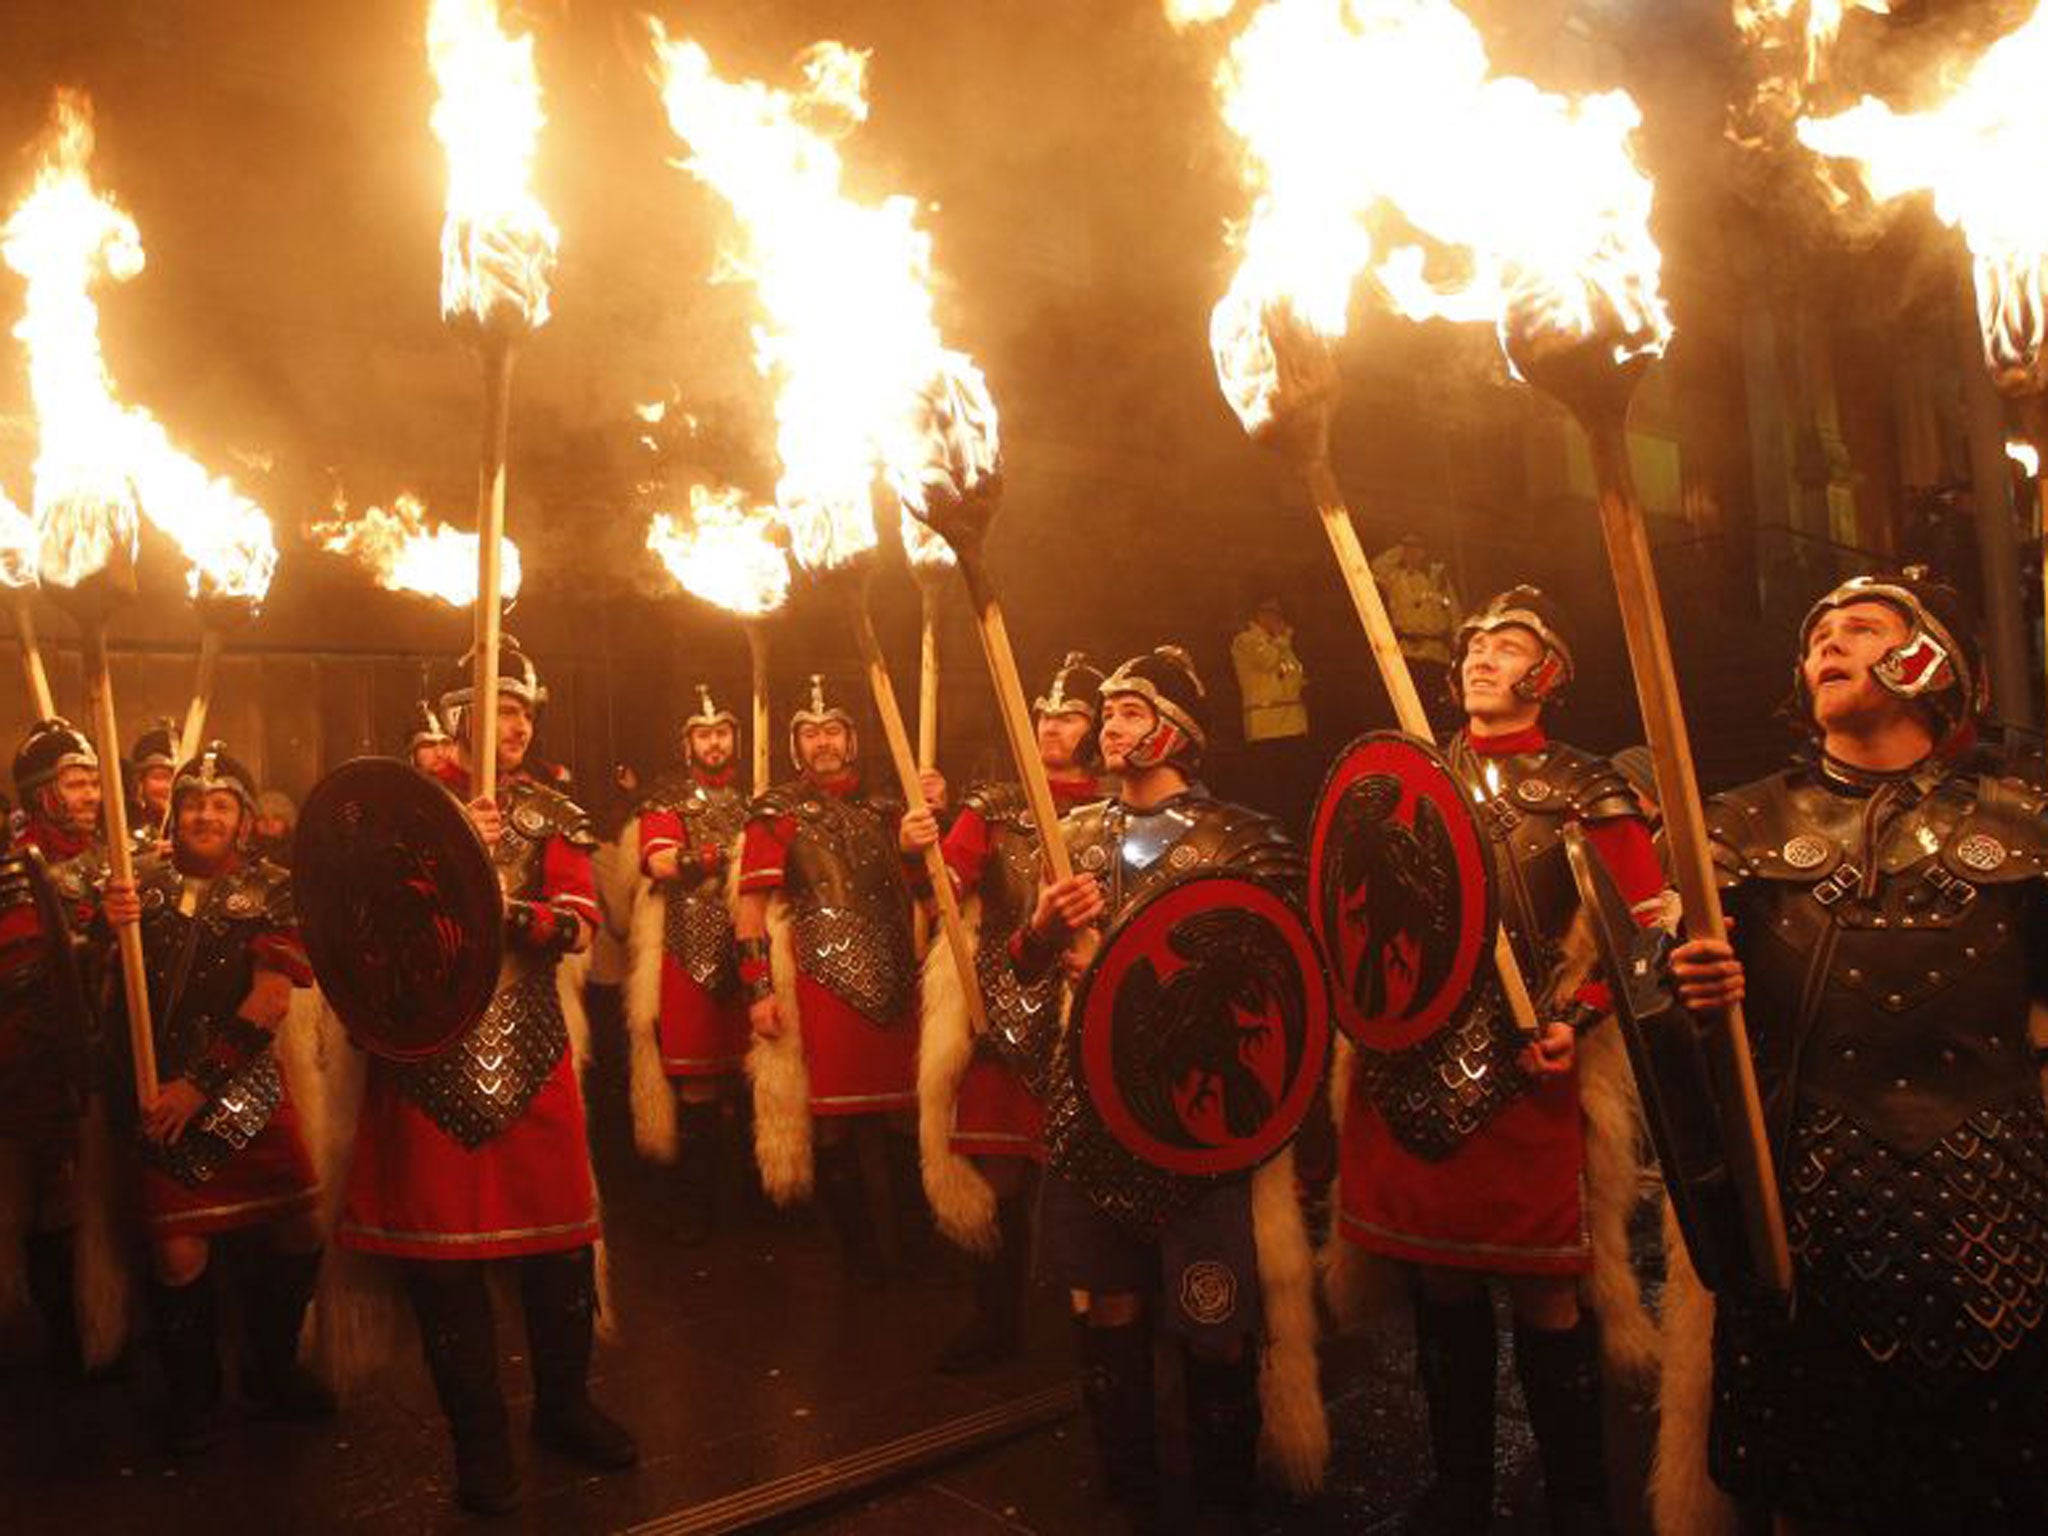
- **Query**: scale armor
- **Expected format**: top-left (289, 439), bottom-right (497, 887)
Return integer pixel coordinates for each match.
top-left (394, 777), bottom-right (595, 1149)
top-left (1352, 737), bottom-right (1641, 1161)
top-left (755, 781), bottom-right (917, 1026)
top-left (1704, 759), bottom-right (2048, 1517)
top-left (0, 846), bottom-right (91, 1134)
top-left (129, 856), bottom-right (295, 1188)
top-left (959, 782), bottom-right (1067, 1087)
top-left (644, 771), bottom-right (748, 993)
top-left (1042, 792), bottom-right (1300, 1235)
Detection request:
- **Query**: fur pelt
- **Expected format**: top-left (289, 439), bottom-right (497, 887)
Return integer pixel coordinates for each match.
top-left (741, 872), bottom-right (812, 1205)
top-left (1650, 1204), bottom-right (1737, 1536)
top-left (916, 893), bottom-right (998, 1255)
top-left (623, 875), bottom-right (680, 1164)
top-left (587, 837), bottom-right (639, 988)
top-left (1319, 909), bottom-right (1659, 1383)
top-left (1253, 1144), bottom-right (1330, 1493)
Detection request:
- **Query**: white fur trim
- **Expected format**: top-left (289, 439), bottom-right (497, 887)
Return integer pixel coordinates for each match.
top-left (916, 893), bottom-right (997, 1255)
top-left (624, 876), bottom-right (680, 1163)
top-left (1253, 1145), bottom-right (1329, 1493)
top-left (1651, 1204), bottom-right (1738, 1535)
top-left (738, 860), bottom-right (811, 1204)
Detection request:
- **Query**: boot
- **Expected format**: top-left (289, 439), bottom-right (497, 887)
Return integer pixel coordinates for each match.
top-left (936, 1183), bottom-right (1033, 1374)
top-left (1403, 1290), bottom-right (1498, 1536)
top-left (24, 1227), bottom-right (81, 1377)
top-left (1184, 1345), bottom-right (1262, 1529)
top-left (519, 1246), bottom-right (637, 1471)
top-left (1076, 1315), bottom-right (1160, 1528)
top-left (152, 1269), bottom-right (224, 1456)
top-left (882, 1130), bottom-right (941, 1282)
top-left (815, 1140), bottom-right (885, 1289)
top-left (242, 1246), bottom-right (336, 1420)
top-left (405, 1260), bottom-right (518, 1516)
top-left (673, 1099), bottom-right (721, 1247)
top-left (1513, 1315), bottom-right (1614, 1536)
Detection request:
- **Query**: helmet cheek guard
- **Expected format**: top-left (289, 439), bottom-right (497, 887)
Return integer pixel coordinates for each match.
top-left (1513, 648), bottom-right (1570, 704)
top-left (1125, 719), bottom-right (1187, 773)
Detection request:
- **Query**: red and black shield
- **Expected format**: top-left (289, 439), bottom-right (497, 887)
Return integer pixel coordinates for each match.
top-left (294, 757), bottom-right (503, 1061)
top-left (1308, 732), bottom-right (1496, 1050)
top-left (1072, 871), bottom-right (1331, 1179)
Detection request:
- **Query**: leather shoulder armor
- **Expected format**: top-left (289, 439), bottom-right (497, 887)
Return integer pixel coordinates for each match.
top-left (962, 781), bottom-right (1031, 832)
top-left (1543, 741), bottom-right (1644, 824)
top-left (505, 780), bottom-right (597, 851)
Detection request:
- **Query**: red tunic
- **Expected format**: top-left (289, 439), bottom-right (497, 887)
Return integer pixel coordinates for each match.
top-left (739, 773), bottom-right (918, 1116)
top-left (938, 776), bottom-right (1101, 1161)
top-left (639, 775), bottom-right (748, 1080)
top-left (1337, 726), bottom-right (1665, 1274)
top-left (338, 768), bottom-right (602, 1262)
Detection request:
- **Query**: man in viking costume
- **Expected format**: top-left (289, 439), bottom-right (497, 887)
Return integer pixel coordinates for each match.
top-left (0, 719), bottom-right (104, 1373)
top-left (336, 641), bottom-right (634, 1514)
top-left (1668, 570), bottom-right (2048, 1531)
top-left (128, 717), bottom-right (178, 843)
top-left (1013, 645), bottom-right (1327, 1526)
top-left (406, 699), bottom-right (454, 777)
top-left (1330, 587), bottom-right (1664, 1535)
top-left (902, 651), bottom-right (1107, 1374)
top-left (734, 674), bottom-right (935, 1288)
top-left (100, 743), bottom-right (329, 1453)
top-left (629, 684), bottom-right (751, 1243)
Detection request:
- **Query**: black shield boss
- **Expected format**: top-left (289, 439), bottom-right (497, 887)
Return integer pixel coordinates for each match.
top-left (1308, 732), bottom-right (1497, 1050)
top-left (294, 757), bottom-right (503, 1061)
top-left (1072, 870), bottom-right (1331, 1179)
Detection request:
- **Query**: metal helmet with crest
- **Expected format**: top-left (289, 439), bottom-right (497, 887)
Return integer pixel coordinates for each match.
top-left (1795, 566), bottom-right (1986, 742)
top-left (171, 741), bottom-right (260, 821)
top-left (13, 718), bottom-right (100, 800)
top-left (788, 673), bottom-right (858, 772)
top-left (683, 683), bottom-right (739, 763)
top-left (1100, 645), bottom-right (1208, 770)
top-left (1035, 651), bottom-right (1105, 764)
top-left (437, 635), bottom-right (548, 742)
top-left (131, 717), bottom-right (180, 774)
top-left (1452, 585), bottom-right (1574, 705)
top-left (407, 699), bottom-right (453, 754)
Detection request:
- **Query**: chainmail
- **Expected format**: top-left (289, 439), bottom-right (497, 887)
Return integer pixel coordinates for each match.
top-left (792, 904), bottom-right (915, 1025)
top-left (147, 1053), bottom-right (284, 1188)
top-left (1354, 988), bottom-right (1530, 1160)
top-left (394, 964), bottom-right (568, 1149)
top-left (665, 889), bottom-right (736, 993)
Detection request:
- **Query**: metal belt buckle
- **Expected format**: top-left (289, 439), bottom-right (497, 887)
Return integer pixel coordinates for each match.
top-left (1813, 862), bottom-right (1863, 908)
top-left (1923, 865), bottom-right (1978, 912)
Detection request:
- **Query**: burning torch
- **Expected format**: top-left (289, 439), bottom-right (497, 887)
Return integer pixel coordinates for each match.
top-left (428, 0), bottom-right (559, 805)
top-left (0, 489), bottom-right (56, 718)
top-left (645, 485), bottom-right (793, 793)
top-left (2, 90), bottom-right (156, 1100)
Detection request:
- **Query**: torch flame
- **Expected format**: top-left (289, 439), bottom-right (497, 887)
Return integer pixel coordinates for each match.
top-left (0, 486), bottom-right (37, 590)
top-left (647, 26), bottom-right (999, 573)
top-left (1181, 0), bottom-right (1671, 432)
top-left (429, 0), bottom-right (559, 330)
top-left (645, 484), bottom-right (792, 619)
top-left (315, 492), bottom-right (523, 607)
top-left (1795, 6), bottom-right (2048, 391)
top-left (3, 90), bottom-right (275, 603)
top-left (1734, 1), bottom-right (1893, 86)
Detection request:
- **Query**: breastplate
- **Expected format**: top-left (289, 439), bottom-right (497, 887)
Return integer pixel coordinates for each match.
top-left (660, 782), bottom-right (747, 991)
top-left (780, 791), bottom-right (916, 1025)
top-left (1452, 748), bottom-right (1579, 985)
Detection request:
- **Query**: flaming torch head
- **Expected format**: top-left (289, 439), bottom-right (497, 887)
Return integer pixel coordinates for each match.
top-left (428, 0), bottom-right (559, 337)
top-left (893, 353), bottom-right (1001, 558)
top-left (314, 492), bottom-right (524, 608)
top-left (3, 91), bottom-right (141, 619)
top-left (0, 489), bottom-right (38, 592)
top-left (645, 485), bottom-right (792, 620)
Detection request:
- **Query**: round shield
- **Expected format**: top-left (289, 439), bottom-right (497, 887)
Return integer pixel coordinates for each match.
top-left (1308, 732), bottom-right (1497, 1050)
top-left (1072, 870), bottom-right (1331, 1179)
top-left (293, 757), bottom-right (503, 1061)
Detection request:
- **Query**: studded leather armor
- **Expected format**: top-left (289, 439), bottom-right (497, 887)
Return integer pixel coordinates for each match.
top-left (1353, 736), bottom-right (1642, 1161)
top-left (395, 777), bottom-right (596, 1149)
top-left (128, 856), bottom-right (296, 1187)
top-left (644, 771), bottom-right (748, 994)
top-left (755, 782), bottom-right (917, 1026)
top-left (0, 846), bottom-right (90, 1138)
top-left (959, 782), bottom-right (1064, 1085)
top-left (1705, 757), bottom-right (2048, 1520)
top-left (1042, 791), bottom-right (1302, 1234)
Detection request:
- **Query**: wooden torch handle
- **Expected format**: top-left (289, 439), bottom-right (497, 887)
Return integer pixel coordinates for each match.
top-left (159, 627), bottom-right (225, 838)
top-left (14, 597), bottom-right (55, 721)
top-left (1583, 417), bottom-right (1793, 1294)
top-left (86, 626), bottom-right (157, 1104)
top-left (848, 598), bottom-right (987, 1035)
top-left (745, 621), bottom-right (772, 797)
top-left (472, 339), bottom-right (515, 806)
top-left (1299, 457), bottom-right (1540, 1034)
